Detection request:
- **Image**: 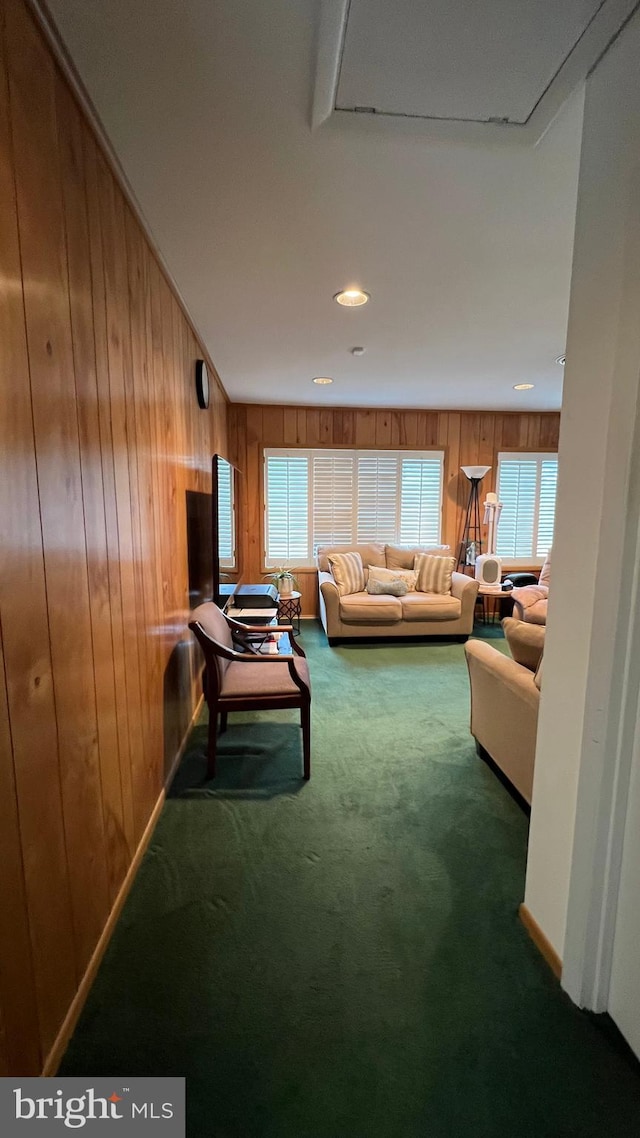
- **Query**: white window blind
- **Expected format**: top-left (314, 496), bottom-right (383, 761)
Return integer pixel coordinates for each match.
top-left (217, 457), bottom-right (236, 567)
top-left (264, 454), bottom-right (309, 562)
top-left (264, 449), bottom-right (444, 566)
top-left (496, 452), bottom-right (558, 559)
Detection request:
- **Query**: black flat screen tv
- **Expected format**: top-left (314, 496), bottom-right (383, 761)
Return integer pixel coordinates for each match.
top-left (186, 455), bottom-right (237, 610)
top-left (186, 488), bottom-right (213, 608)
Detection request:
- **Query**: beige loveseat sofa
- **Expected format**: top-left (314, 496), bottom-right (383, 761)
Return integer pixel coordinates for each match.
top-left (317, 543), bottom-right (479, 644)
top-left (464, 618), bottom-right (544, 805)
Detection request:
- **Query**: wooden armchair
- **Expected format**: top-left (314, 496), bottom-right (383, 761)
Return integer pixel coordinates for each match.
top-left (188, 602), bottom-right (311, 781)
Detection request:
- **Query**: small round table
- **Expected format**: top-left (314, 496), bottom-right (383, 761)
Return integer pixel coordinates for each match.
top-left (277, 590), bottom-right (302, 635)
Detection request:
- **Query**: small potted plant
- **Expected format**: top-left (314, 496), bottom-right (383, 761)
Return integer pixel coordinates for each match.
top-left (264, 566), bottom-right (298, 597)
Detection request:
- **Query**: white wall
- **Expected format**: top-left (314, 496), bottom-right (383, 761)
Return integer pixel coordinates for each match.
top-left (525, 7), bottom-right (640, 968)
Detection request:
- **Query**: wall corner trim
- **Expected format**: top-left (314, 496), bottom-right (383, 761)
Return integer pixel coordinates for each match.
top-left (519, 902), bottom-right (563, 980)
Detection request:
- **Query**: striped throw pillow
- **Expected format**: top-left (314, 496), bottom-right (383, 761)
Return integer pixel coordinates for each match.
top-left (328, 551), bottom-right (366, 596)
top-left (414, 553), bottom-right (456, 595)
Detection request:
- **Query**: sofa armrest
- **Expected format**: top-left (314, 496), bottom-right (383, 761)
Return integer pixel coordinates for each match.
top-left (511, 584), bottom-right (549, 622)
top-left (451, 572), bottom-right (479, 630)
top-left (318, 571), bottom-right (340, 638)
top-left (451, 571), bottom-right (479, 601)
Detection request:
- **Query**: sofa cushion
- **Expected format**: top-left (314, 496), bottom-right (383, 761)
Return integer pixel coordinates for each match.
top-left (368, 564), bottom-right (418, 592)
top-left (339, 592), bottom-right (403, 623)
top-left (385, 543), bottom-right (451, 570)
top-left (328, 551), bottom-right (365, 596)
top-left (414, 553), bottom-right (456, 595)
top-left (502, 617), bottom-right (545, 672)
top-left (366, 576), bottom-right (408, 596)
top-left (400, 593), bottom-right (462, 621)
top-left (317, 543), bottom-right (386, 573)
top-left (534, 654), bottom-right (544, 690)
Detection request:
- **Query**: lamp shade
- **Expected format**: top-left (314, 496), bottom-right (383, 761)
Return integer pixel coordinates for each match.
top-left (461, 465), bottom-right (491, 481)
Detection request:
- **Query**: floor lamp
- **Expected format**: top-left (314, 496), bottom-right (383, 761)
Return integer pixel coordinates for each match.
top-left (457, 465), bottom-right (491, 571)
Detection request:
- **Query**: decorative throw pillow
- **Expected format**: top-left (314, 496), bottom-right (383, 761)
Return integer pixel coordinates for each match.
top-left (414, 553), bottom-right (455, 595)
top-left (367, 564), bottom-right (418, 592)
top-left (502, 617), bottom-right (545, 672)
top-left (366, 576), bottom-right (408, 597)
top-left (328, 551), bottom-right (366, 596)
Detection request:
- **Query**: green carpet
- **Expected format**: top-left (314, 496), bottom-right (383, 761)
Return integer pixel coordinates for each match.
top-left (61, 622), bottom-right (640, 1137)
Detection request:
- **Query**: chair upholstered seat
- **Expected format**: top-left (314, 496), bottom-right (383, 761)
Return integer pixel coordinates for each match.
top-left (189, 601), bottom-right (311, 780)
top-left (221, 656), bottom-right (310, 698)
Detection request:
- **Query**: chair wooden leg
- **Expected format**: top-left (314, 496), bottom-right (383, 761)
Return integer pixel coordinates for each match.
top-left (301, 703), bottom-right (311, 780)
top-left (220, 711), bottom-right (228, 734)
top-left (207, 711), bottom-right (218, 779)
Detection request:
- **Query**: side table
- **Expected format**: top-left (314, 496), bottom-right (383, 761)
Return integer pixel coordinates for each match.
top-left (477, 585), bottom-right (514, 624)
top-left (277, 590), bottom-right (302, 635)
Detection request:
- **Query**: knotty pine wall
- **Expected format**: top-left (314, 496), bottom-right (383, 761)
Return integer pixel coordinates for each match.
top-left (228, 404), bottom-right (560, 616)
top-left (0, 0), bottom-right (228, 1075)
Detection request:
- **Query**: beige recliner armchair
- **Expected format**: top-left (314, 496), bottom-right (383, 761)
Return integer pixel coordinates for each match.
top-left (511, 550), bottom-right (551, 624)
top-left (464, 618), bottom-right (545, 805)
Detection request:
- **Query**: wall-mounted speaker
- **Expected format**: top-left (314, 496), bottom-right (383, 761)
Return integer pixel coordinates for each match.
top-left (475, 554), bottom-right (502, 586)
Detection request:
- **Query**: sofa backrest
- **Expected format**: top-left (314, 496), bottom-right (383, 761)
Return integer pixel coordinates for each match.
top-left (316, 543), bottom-right (386, 573)
top-left (539, 548), bottom-right (552, 587)
top-left (385, 544), bottom-right (451, 570)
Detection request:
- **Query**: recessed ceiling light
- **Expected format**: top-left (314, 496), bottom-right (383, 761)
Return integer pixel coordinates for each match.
top-left (312, 376), bottom-right (333, 385)
top-left (334, 289), bottom-right (370, 307)
top-left (556, 355), bottom-right (566, 365)
top-left (513, 383), bottom-right (535, 391)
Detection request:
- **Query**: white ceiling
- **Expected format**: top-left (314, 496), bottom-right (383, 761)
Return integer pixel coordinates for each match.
top-left (45, 0), bottom-right (591, 410)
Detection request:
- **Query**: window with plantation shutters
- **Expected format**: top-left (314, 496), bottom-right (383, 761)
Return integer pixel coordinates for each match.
top-left (217, 457), bottom-right (235, 567)
top-left (496, 452), bottom-right (558, 559)
top-left (264, 453), bottom-right (309, 562)
top-left (264, 449), bottom-right (444, 566)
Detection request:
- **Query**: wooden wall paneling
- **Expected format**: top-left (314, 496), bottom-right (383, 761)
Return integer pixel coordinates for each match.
top-left (444, 412), bottom-right (461, 551)
top-left (526, 414), bottom-right (539, 448)
top-left (170, 295), bottom-right (193, 747)
top-left (1, 7), bottom-right (69, 1072)
top-left (123, 206), bottom-right (159, 827)
top-left (2, 0), bottom-right (231, 1073)
top-left (245, 406), bottom-right (264, 580)
top-left (232, 405), bottom-right (248, 580)
top-left (149, 258), bottom-right (173, 679)
top-left (355, 408), bottom-right (376, 448)
top-left (319, 409), bottom-right (332, 445)
top-left (540, 414), bottom-right (560, 449)
top-left (375, 409), bottom-right (392, 447)
top-left (84, 139), bottom-right (134, 873)
top-left (262, 405), bottom-right (284, 446)
top-left (0, 621), bottom-right (41, 1075)
top-left (416, 410), bottom-right (440, 449)
top-left (56, 81), bottom-right (125, 924)
top-left (282, 407), bottom-right (298, 446)
top-left (8, 0), bottom-right (112, 987)
top-left (160, 279), bottom-right (180, 626)
top-left (304, 408), bottom-right (322, 447)
top-left (61, 93), bottom-right (128, 909)
top-left (333, 408), bottom-right (354, 446)
top-left (99, 158), bottom-right (146, 847)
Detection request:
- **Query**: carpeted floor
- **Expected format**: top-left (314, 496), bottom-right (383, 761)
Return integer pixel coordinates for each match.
top-left (60, 621), bottom-right (640, 1137)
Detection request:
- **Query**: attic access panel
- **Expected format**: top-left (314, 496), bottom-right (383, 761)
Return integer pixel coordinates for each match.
top-left (335, 0), bottom-right (603, 125)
